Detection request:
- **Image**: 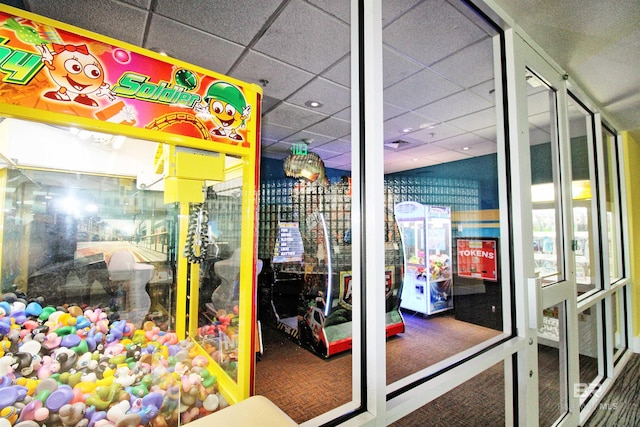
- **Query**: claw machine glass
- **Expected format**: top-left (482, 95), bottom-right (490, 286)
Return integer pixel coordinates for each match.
top-left (0, 4), bottom-right (262, 424)
top-left (395, 202), bottom-right (453, 315)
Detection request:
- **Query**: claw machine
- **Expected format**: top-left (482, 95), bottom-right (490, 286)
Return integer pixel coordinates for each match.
top-left (395, 202), bottom-right (453, 315)
top-left (0, 4), bottom-right (262, 425)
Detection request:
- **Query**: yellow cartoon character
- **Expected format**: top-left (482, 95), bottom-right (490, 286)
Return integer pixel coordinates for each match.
top-left (36, 43), bottom-right (115, 106)
top-left (197, 81), bottom-right (250, 141)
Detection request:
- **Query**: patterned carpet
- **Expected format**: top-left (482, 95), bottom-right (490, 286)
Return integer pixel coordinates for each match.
top-left (254, 311), bottom-right (623, 426)
top-left (583, 353), bottom-right (640, 427)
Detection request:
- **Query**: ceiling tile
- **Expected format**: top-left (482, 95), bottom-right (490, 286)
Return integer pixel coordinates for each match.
top-left (381, 0), bottom-right (423, 26)
top-left (383, 0), bottom-right (487, 66)
top-left (474, 126), bottom-right (498, 142)
top-left (461, 140), bottom-right (498, 156)
top-left (281, 130), bottom-right (334, 146)
top-left (314, 138), bottom-right (351, 154)
top-left (409, 122), bottom-right (466, 143)
top-left (26, 0), bottom-right (149, 45)
top-left (431, 133), bottom-right (491, 151)
top-left (384, 69), bottom-right (461, 110)
top-left (323, 152), bottom-right (352, 171)
top-left (263, 102), bottom-right (328, 130)
top-left (333, 107), bottom-right (351, 122)
top-left (252, 0), bottom-right (350, 75)
top-left (414, 90), bottom-right (493, 123)
top-left (430, 38), bottom-right (495, 88)
top-left (322, 54), bottom-right (351, 87)
top-left (469, 80), bottom-right (497, 103)
top-left (447, 107), bottom-right (497, 132)
top-left (384, 112), bottom-right (439, 142)
top-left (308, 0), bottom-right (350, 23)
top-left (153, 0), bottom-right (282, 46)
top-left (146, 14), bottom-right (244, 73)
top-left (304, 116), bottom-right (351, 140)
top-left (383, 46), bottom-right (424, 88)
top-left (261, 122), bottom-right (298, 142)
top-left (232, 50), bottom-right (314, 101)
top-left (286, 77), bottom-right (350, 115)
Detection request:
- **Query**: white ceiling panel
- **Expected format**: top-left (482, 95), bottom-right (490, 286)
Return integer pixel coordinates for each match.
top-left (414, 91), bottom-right (493, 123)
top-left (17, 0), bottom-right (640, 173)
top-left (25, 0), bottom-right (149, 45)
top-left (263, 102), bottom-right (328, 130)
top-left (384, 69), bottom-right (462, 110)
top-left (383, 0), bottom-right (488, 66)
top-left (232, 50), bottom-right (314, 100)
top-left (383, 112), bottom-right (440, 141)
top-left (154, 0), bottom-right (282, 46)
top-left (430, 38), bottom-right (495, 89)
top-left (315, 138), bottom-right (351, 154)
top-left (409, 123), bottom-right (466, 143)
top-left (252, 0), bottom-right (349, 74)
top-left (431, 133), bottom-right (492, 151)
top-left (321, 55), bottom-right (351, 87)
top-left (146, 15), bottom-right (245, 74)
top-left (383, 46), bottom-right (424, 88)
top-left (304, 117), bottom-right (351, 140)
top-left (447, 108), bottom-right (497, 133)
top-left (285, 77), bottom-right (350, 115)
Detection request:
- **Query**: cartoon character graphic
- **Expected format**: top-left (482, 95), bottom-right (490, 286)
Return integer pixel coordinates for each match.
top-left (36, 43), bottom-right (115, 106)
top-left (195, 81), bottom-right (250, 141)
top-left (3, 18), bottom-right (49, 45)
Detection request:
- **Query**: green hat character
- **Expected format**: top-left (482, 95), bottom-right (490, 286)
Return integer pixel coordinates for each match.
top-left (204, 81), bottom-right (247, 112)
top-left (202, 81), bottom-right (250, 141)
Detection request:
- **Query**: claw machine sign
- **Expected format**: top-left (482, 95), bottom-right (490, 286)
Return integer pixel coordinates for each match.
top-left (0, 9), bottom-right (259, 149)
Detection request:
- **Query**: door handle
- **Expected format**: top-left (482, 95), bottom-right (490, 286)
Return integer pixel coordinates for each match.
top-left (528, 276), bottom-right (542, 330)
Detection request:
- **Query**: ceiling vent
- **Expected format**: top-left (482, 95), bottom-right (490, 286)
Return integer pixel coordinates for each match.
top-left (384, 139), bottom-right (410, 150)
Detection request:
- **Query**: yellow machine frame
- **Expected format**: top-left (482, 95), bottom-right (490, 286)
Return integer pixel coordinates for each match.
top-left (0, 4), bottom-right (262, 403)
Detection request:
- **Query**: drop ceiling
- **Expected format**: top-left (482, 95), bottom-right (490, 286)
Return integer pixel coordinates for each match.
top-left (8, 0), bottom-right (640, 174)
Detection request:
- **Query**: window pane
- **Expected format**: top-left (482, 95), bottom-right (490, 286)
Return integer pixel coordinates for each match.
top-left (567, 94), bottom-right (598, 295)
top-left (577, 305), bottom-right (600, 398)
top-left (382, 0), bottom-right (506, 387)
top-left (612, 289), bottom-right (628, 358)
top-left (601, 126), bottom-right (623, 284)
top-left (539, 302), bottom-right (569, 425)
top-left (529, 70), bottom-right (564, 286)
top-left (390, 361), bottom-right (505, 425)
top-left (253, 2), bottom-right (354, 423)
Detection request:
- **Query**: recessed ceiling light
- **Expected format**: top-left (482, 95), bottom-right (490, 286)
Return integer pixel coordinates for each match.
top-left (305, 100), bottom-right (323, 108)
top-left (462, 146), bottom-right (470, 151)
top-left (420, 122), bottom-right (439, 130)
top-left (402, 127), bottom-right (412, 133)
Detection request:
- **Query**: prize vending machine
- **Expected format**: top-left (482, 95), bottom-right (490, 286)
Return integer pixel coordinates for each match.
top-left (395, 202), bottom-right (453, 315)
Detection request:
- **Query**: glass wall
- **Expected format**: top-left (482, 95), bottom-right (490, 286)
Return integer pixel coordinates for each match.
top-left (528, 69), bottom-right (565, 287)
top-left (4, 1), bottom-right (632, 426)
top-left (567, 93), bottom-right (598, 296)
top-left (601, 125), bottom-right (624, 285)
top-left (381, 0), bottom-right (509, 391)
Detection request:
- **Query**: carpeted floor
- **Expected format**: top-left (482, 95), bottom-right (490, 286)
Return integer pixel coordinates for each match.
top-left (583, 353), bottom-right (640, 427)
top-left (254, 311), bottom-right (608, 426)
top-left (255, 311), bottom-right (504, 424)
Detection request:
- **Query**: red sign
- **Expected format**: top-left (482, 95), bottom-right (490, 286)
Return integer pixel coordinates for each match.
top-left (457, 239), bottom-right (498, 281)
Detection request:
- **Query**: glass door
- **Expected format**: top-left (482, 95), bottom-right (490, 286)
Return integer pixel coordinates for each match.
top-left (517, 35), bottom-right (580, 426)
